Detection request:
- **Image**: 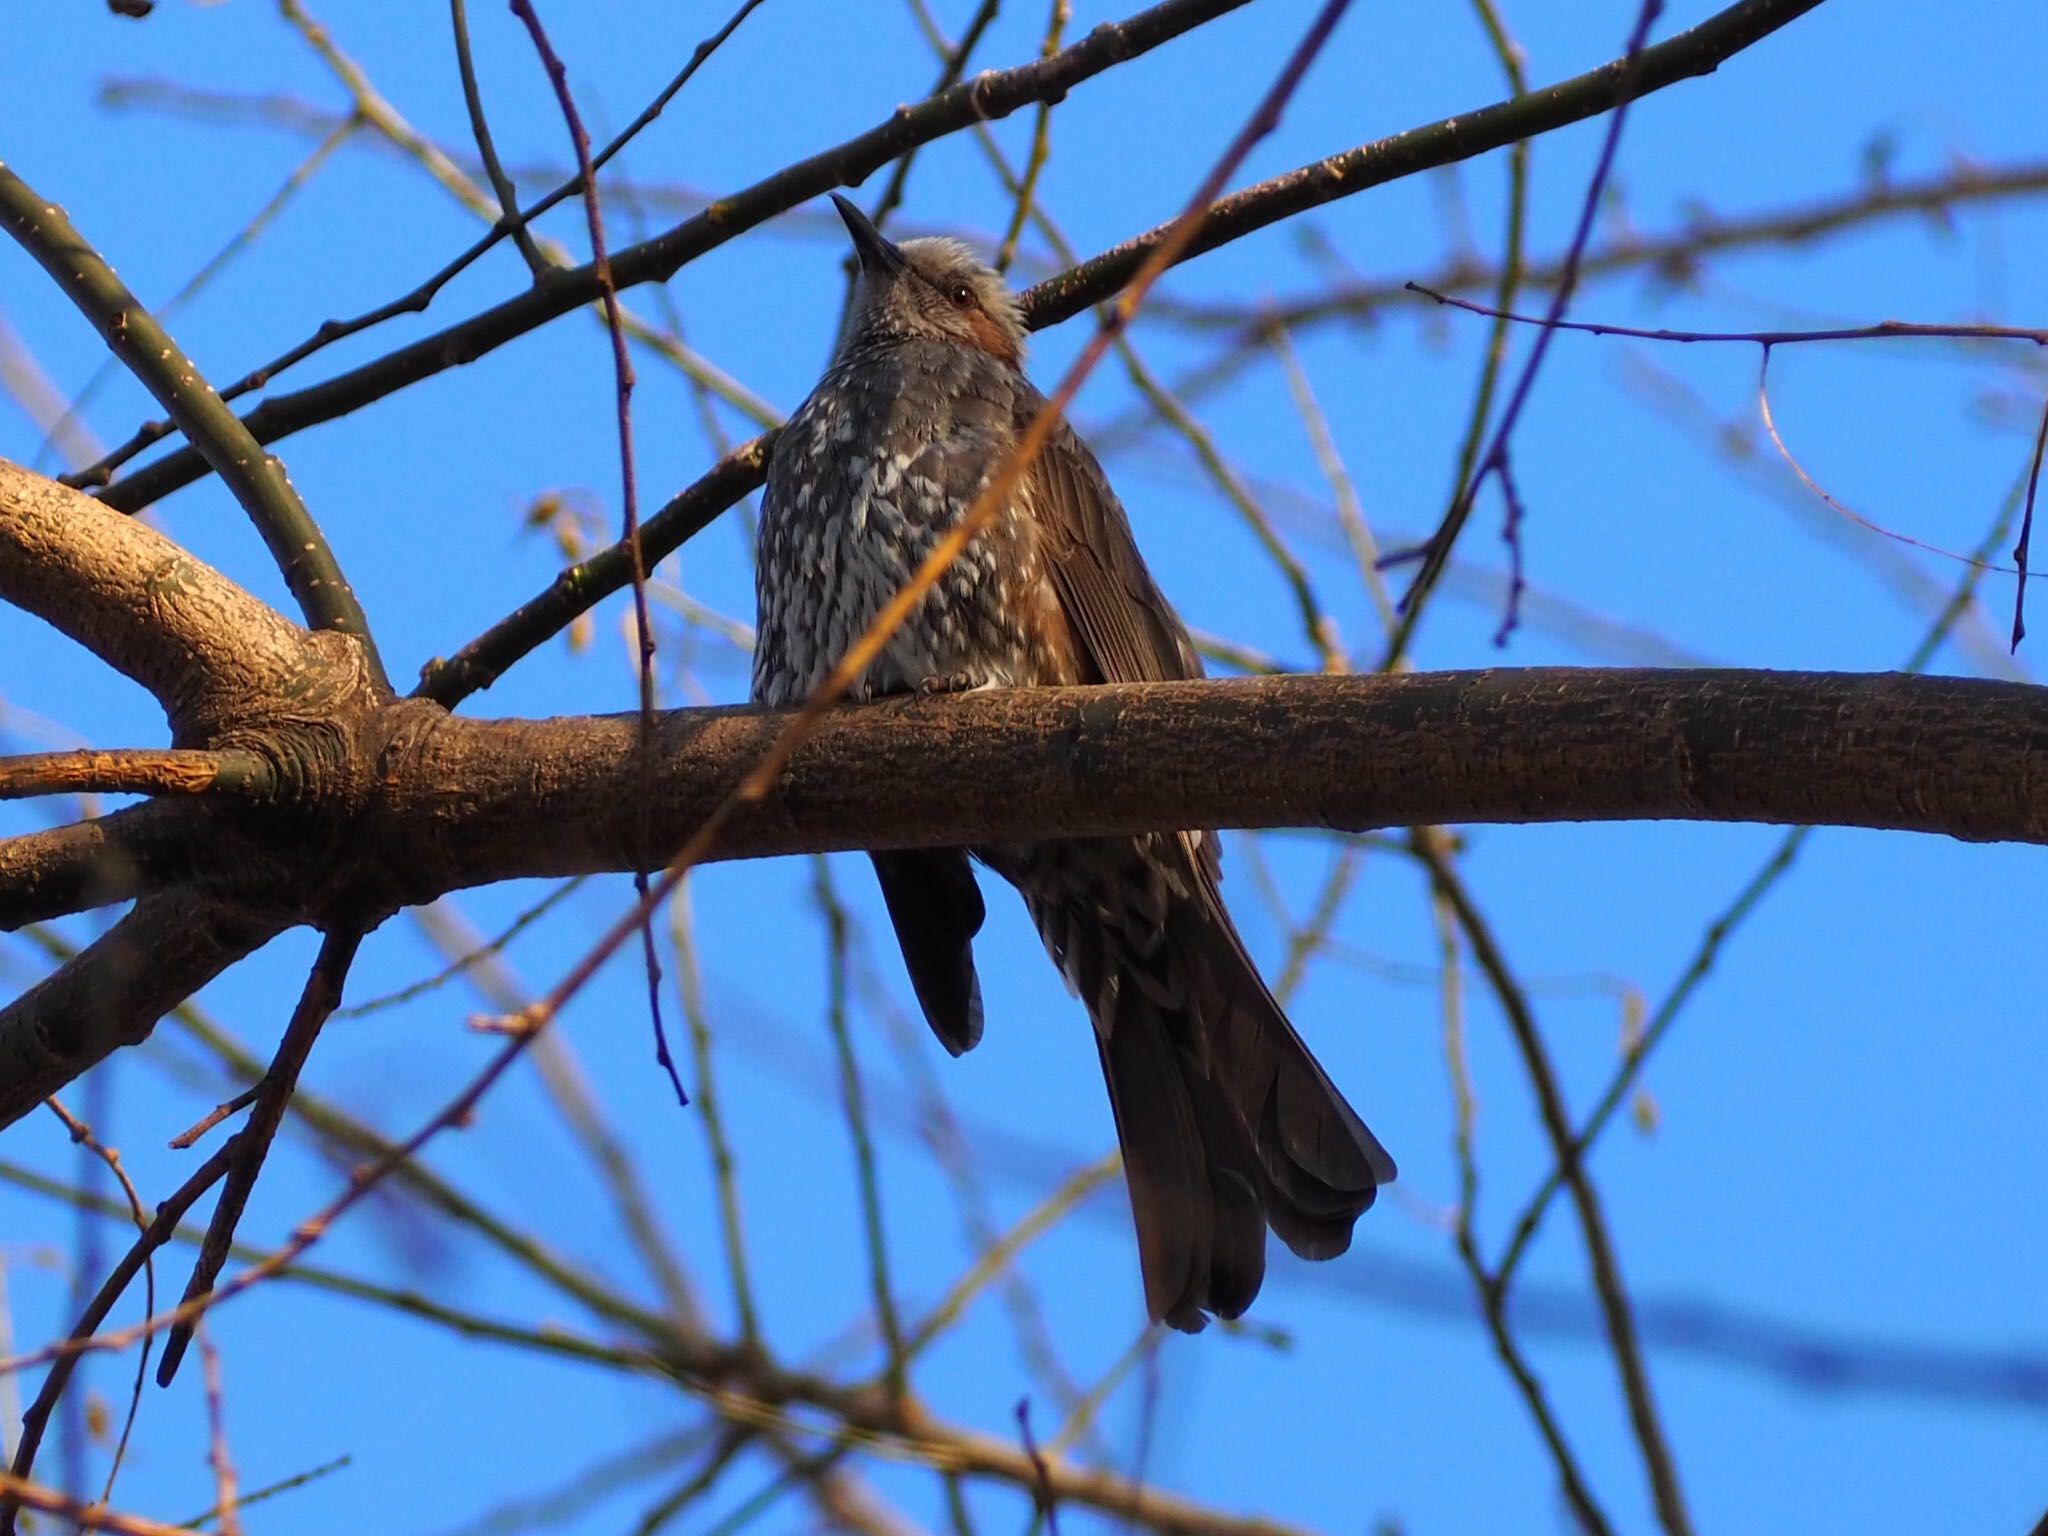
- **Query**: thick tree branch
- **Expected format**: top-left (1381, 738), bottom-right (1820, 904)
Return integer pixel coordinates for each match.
top-left (0, 165), bottom-right (386, 685)
top-left (5, 666), bottom-right (2040, 1122)
top-left (0, 893), bottom-right (280, 1126)
top-left (0, 459), bottom-right (362, 743)
top-left (0, 803), bottom-right (240, 928)
top-left (386, 671), bottom-right (2048, 894)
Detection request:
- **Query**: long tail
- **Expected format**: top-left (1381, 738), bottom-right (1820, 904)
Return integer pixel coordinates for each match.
top-left (1015, 836), bottom-right (1396, 1330)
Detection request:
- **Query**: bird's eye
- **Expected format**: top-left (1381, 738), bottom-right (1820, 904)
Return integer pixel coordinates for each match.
top-left (948, 282), bottom-right (976, 308)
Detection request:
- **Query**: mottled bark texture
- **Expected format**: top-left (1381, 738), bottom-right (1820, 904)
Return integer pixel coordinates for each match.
top-left (5, 454), bottom-right (2047, 1126)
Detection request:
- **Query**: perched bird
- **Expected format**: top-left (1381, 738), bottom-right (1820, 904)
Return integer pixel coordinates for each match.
top-left (752, 193), bottom-right (1396, 1330)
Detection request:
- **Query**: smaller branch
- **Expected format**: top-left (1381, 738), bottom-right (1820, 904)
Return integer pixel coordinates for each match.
top-left (42, 1098), bottom-right (155, 1512)
top-left (867, 0), bottom-right (1003, 237)
top-left (1388, 0), bottom-right (1668, 648)
top-left (450, 0), bottom-right (548, 275)
top-left (0, 164), bottom-right (387, 686)
top-left (0, 1475), bottom-right (197, 1536)
top-left (1753, 352), bottom-right (2027, 576)
top-left (507, 0), bottom-right (681, 1108)
top-left (811, 860), bottom-right (908, 1399)
top-left (0, 895), bottom-right (283, 1127)
top-left (1151, 156), bottom-right (2048, 336)
top-left (1424, 838), bottom-right (1693, 1536)
top-left (1022, 0), bottom-right (1827, 328)
top-left (995, 0), bottom-right (1070, 275)
top-left (197, 1331), bottom-right (245, 1536)
top-left (0, 1139), bottom-right (235, 1536)
top-left (415, 433), bottom-right (772, 706)
top-left (156, 929), bottom-right (364, 1385)
top-left (0, 802), bottom-right (234, 931)
top-left (2011, 397), bottom-right (2048, 650)
top-left (0, 748), bottom-right (275, 802)
top-left (1408, 283), bottom-right (2048, 349)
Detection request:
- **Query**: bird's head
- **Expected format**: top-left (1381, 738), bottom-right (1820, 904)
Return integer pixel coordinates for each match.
top-left (830, 193), bottom-right (1027, 368)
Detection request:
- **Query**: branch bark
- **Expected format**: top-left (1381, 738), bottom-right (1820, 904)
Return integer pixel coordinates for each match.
top-left (6, 666), bottom-right (2044, 1122)
top-left (0, 458), bottom-right (366, 744)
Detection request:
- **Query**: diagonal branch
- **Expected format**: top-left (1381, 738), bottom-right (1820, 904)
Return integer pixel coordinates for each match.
top-left (0, 892), bottom-right (282, 1136)
top-left (0, 164), bottom-right (387, 687)
top-left (1021, 0), bottom-right (1828, 326)
top-left (94, 0), bottom-right (1254, 512)
top-left (0, 802), bottom-right (249, 929)
top-left (98, 0), bottom-right (1822, 514)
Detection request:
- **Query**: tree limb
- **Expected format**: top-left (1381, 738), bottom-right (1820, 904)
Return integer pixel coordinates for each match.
top-left (0, 165), bottom-right (386, 685)
top-left (383, 671), bottom-right (2048, 895)
top-left (4, 666), bottom-right (2039, 1120)
top-left (0, 458), bottom-right (360, 743)
top-left (0, 893), bottom-right (281, 1125)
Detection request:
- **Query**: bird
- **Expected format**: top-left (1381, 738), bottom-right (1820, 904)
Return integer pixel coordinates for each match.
top-left (751, 193), bottom-right (1397, 1331)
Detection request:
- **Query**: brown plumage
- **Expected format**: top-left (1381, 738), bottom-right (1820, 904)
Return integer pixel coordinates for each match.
top-left (751, 194), bottom-right (1396, 1329)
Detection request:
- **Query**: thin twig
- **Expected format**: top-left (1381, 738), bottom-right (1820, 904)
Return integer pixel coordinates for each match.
top-left (1388, 0), bottom-right (1670, 651)
top-left (334, 880), bottom-right (584, 1018)
top-left (41, 1099), bottom-right (153, 1512)
top-left (196, 1330), bottom-right (244, 1536)
top-left (507, 0), bottom-right (684, 1108)
top-left (2009, 395), bottom-right (2048, 649)
top-left (156, 928), bottom-right (363, 1385)
top-left (0, 1139), bottom-right (234, 1536)
top-left (995, 0), bottom-right (1070, 274)
top-left (669, 877), bottom-right (762, 1341)
top-left (1420, 823), bottom-right (1694, 1536)
top-left (451, 0), bottom-right (549, 274)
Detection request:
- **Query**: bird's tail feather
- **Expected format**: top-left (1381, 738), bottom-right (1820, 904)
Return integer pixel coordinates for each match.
top-left (1085, 875), bottom-right (1395, 1329)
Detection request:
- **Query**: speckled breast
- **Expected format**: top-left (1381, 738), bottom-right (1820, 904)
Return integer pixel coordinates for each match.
top-left (752, 341), bottom-right (1056, 706)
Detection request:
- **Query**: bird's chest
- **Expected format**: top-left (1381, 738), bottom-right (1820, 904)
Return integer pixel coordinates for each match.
top-left (755, 387), bottom-right (1056, 702)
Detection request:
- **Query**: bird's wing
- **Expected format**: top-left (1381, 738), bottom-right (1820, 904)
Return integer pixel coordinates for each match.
top-left (1021, 402), bottom-right (1224, 886)
top-left (1024, 411), bottom-right (1202, 688)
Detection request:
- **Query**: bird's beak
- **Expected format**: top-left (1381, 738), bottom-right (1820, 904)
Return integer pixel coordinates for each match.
top-left (831, 193), bottom-right (907, 279)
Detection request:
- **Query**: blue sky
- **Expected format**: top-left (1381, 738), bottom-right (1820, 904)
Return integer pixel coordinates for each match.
top-left (2, 2), bottom-right (2045, 1533)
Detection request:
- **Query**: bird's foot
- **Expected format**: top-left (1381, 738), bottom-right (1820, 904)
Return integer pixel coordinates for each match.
top-left (915, 672), bottom-right (982, 696)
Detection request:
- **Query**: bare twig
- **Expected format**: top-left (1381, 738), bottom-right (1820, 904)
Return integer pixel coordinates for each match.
top-left (1387, 1), bottom-right (1671, 653)
top-left (450, 0), bottom-right (548, 274)
top-left (0, 1139), bottom-right (234, 1536)
top-left (2010, 396), bottom-right (2048, 648)
top-left (156, 929), bottom-right (363, 1385)
top-left (508, 0), bottom-right (683, 1107)
top-left (197, 1331), bottom-right (244, 1536)
top-left (41, 1099), bottom-right (154, 1512)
